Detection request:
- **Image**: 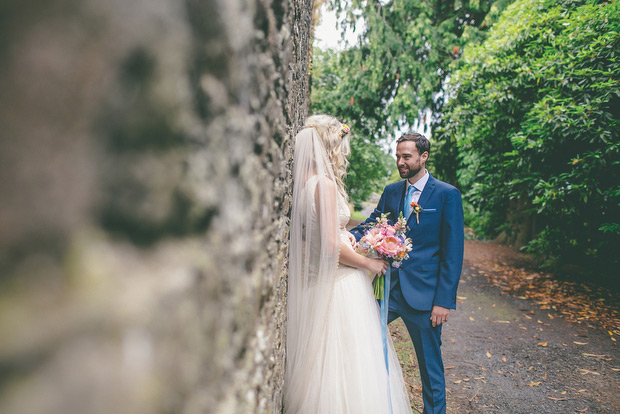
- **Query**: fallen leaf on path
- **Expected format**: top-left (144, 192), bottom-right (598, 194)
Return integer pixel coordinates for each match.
top-left (465, 251), bottom-right (620, 340)
top-left (457, 296), bottom-right (467, 300)
top-left (578, 369), bottom-right (600, 375)
top-left (610, 367), bottom-right (620, 372)
top-left (469, 316), bottom-right (475, 321)
top-left (547, 396), bottom-right (568, 401)
top-left (473, 376), bottom-right (485, 380)
top-left (538, 341), bottom-right (548, 347)
top-left (527, 381), bottom-right (542, 386)
top-left (576, 408), bottom-right (588, 412)
top-left (486, 350), bottom-right (492, 358)
top-left (574, 341), bottom-right (589, 345)
top-left (445, 366), bottom-right (455, 369)
top-left (502, 355), bottom-right (507, 362)
top-left (582, 353), bottom-right (610, 360)
top-left (490, 320), bottom-right (510, 323)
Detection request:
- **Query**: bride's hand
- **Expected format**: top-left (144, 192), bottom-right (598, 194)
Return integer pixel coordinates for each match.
top-left (348, 233), bottom-right (357, 249)
top-left (366, 258), bottom-right (388, 276)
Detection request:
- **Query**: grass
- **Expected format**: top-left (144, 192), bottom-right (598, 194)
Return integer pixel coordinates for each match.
top-left (390, 319), bottom-right (424, 413)
top-left (351, 210), bottom-right (368, 221)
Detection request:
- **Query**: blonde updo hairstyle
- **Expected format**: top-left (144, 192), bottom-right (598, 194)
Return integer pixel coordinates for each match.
top-left (304, 114), bottom-right (351, 199)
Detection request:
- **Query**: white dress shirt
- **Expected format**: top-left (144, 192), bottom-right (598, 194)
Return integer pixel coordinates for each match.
top-left (407, 170), bottom-right (429, 204)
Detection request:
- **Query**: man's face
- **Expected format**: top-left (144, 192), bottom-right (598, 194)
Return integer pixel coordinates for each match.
top-left (396, 140), bottom-right (428, 179)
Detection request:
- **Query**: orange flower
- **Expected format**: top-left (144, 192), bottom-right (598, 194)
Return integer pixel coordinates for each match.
top-left (410, 201), bottom-right (422, 224)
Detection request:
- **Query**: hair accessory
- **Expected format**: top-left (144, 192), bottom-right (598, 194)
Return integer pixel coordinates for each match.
top-left (339, 124), bottom-right (350, 137)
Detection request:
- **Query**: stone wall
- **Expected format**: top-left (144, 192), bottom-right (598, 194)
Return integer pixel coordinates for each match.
top-left (0, 0), bottom-right (312, 413)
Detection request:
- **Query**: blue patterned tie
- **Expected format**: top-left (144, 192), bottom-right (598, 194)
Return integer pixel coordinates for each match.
top-left (404, 185), bottom-right (416, 217)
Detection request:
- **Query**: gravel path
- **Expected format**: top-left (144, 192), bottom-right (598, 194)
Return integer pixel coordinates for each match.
top-left (390, 240), bottom-right (620, 413)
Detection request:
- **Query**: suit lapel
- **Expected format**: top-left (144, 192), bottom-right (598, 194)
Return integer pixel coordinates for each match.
top-left (416, 175), bottom-right (436, 208)
top-left (395, 180), bottom-right (408, 217)
top-left (406, 175), bottom-right (436, 227)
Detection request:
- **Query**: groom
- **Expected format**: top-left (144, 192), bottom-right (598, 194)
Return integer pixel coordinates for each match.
top-left (350, 132), bottom-right (464, 414)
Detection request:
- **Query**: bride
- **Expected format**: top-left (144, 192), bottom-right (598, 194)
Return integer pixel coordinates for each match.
top-left (284, 115), bottom-right (411, 413)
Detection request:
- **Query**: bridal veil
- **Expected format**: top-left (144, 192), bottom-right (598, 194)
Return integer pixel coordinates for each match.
top-left (284, 120), bottom-right (343, 412)
top-left (284, 118), bottom-right (411, 414)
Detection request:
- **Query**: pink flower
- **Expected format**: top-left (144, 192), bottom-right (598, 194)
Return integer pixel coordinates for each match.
top-left (381, 226), bottom-right (396, 237)
top-left (362, 227), bottom-right (384, 248)
top-left (376, 236), bottom-right (401, 258)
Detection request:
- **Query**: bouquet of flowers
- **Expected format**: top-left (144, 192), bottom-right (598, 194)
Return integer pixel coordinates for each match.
top-left (356, 213), bottom-right (412, 299)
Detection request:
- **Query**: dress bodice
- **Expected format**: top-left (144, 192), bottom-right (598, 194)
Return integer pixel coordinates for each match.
top-left (301, 175), bottom-right (351, 258)
top-left (302, 175), bottom-right (350, 227)
top-left (337, 192), bottom-right (351, 228)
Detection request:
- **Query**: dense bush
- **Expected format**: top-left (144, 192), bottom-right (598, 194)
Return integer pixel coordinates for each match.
top-left (444, 0), bottom-right (620, 280)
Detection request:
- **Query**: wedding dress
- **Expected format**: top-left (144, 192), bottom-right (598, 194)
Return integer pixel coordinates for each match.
top-left (284, 127), bottom-right (411, 414)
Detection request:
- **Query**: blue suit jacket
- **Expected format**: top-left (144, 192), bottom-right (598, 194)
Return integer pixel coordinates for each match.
top-left (350, 175), bottom-right (464, 311)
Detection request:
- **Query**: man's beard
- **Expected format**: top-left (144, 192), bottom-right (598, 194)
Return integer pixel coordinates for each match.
top-left (399, 166), bottom-right (421, 179)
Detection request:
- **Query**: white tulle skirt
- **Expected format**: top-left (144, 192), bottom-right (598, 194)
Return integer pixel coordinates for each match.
top-left (286, 265), bottom-right (411, 414)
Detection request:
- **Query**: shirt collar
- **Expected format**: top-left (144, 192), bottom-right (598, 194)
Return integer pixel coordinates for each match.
top-left (408, 170), bottom-right (429, 192)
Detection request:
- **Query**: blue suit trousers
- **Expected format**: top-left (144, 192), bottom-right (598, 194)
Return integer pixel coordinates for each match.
top-left (388, 281), bottom-right (446, 414)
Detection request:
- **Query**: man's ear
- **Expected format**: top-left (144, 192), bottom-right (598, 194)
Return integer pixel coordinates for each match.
top-left (421, 151), bottom-right (429, 162)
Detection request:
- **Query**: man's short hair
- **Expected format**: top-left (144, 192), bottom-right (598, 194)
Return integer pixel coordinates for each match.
top-left (396, 132), bottom-right (430, 155)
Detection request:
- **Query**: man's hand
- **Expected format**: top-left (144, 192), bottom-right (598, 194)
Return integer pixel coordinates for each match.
top-left (430, 305), bottom-right (450, 327)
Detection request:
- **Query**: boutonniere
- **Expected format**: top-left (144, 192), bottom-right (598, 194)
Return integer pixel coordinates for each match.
top-left (410, 201), bottom-right (422, 224)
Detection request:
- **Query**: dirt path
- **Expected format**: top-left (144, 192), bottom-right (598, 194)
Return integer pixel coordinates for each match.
top-left (390, 240), bottom-right (620, 413)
